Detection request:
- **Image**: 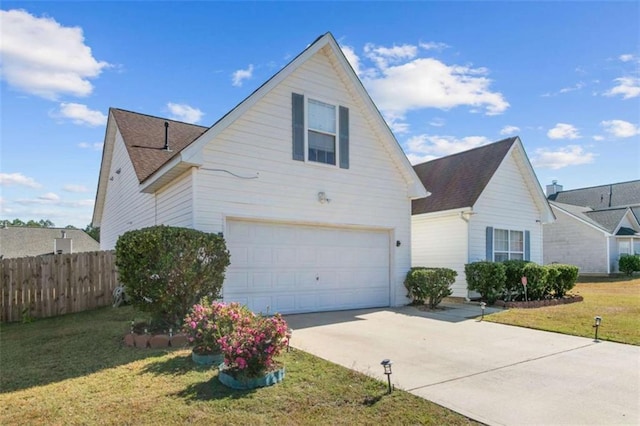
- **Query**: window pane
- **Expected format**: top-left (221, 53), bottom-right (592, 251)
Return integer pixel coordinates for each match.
top-left (309, 131), bottom-right (335, 152)
top-left (510, 230), bottom-right (524, 252)
top-left (308, 99), bottom-right (336, 134)
top-left (510, 253), bottom-right (524, 260)
top-left (495, 229), bottom-right (509, 251)
top-left (495, 253), bottom-right (509, 262)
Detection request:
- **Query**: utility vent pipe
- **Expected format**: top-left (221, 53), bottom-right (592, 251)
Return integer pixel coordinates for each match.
top-left (164, 122), bottom-right (169, 151)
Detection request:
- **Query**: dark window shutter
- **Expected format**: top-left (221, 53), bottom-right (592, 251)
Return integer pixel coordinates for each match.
top-left (524, 230), bottom-right (531, 261)
top-left (486, 227), bottom-right (494, 261)
top-left (292, 93), bottom-right (304, 161)
top-left (339, 106), bottom-right (349, 169)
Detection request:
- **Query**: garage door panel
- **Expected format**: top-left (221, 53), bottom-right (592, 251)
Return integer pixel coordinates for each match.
top-left (225, 220), bottom-right (390, 314)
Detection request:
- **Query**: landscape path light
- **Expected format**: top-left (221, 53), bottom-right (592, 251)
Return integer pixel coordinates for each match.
top-left (593, 316), bottom-right (602, 342)
top-left (480, 302), bottom-right (486, 321)
top-left (381, 359), bottom-right (393, 394)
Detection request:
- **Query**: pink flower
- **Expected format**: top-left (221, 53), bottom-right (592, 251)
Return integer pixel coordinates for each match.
top-left (236, 357), bottom-right (247, 369)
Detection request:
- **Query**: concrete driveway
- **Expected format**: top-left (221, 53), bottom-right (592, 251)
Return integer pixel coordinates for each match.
top-left (285, 304), bottom-right (640, 425)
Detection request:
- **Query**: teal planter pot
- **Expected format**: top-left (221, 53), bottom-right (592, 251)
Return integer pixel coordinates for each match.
top-left (218, 365), bottom-right (285, 390)
top-left (191, 350), bottom-right (224, 366)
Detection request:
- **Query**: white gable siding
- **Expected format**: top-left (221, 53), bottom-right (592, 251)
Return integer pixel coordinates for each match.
top-left (411, 212), bottom-right (469, 297)
top-left (544, 207), bottom-right (609, 273)
top-left (193, 48), bottom-right (412, 306)
top-left (100, 132), bottom-right (155, 249)
top-left (469, 150), bottom-right (544, 265)
top-left (155, 169), bottom-right (193, 228)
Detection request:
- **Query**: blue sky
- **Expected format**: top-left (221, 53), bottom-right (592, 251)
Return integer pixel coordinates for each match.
top-left (1, 1), bottom-right (639, 228)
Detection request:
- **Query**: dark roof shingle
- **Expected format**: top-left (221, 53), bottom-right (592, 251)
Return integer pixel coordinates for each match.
top-left (111, 109), bottom-right (208, 183)
top-left (548, 180), bottom-right (640, 209)
top-left (412, 137), bottom-right (517, 215)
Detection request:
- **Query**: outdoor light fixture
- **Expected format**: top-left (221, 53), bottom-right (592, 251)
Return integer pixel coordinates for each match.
top-left (593, 316), bottom-right (602, 342)
top-left (381, 359), bottom-right (393, 394)
top-left (480, 302), bottom-right (486, 321)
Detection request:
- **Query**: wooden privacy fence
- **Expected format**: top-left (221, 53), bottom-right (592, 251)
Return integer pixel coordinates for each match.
top-left (0, 251), bottom-right (119, 323)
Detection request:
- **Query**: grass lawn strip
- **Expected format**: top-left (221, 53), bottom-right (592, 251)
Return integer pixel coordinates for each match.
top-left (485, 277), bottom-right (640, 345)
top-left (1, 305), bottom-right (478, 425)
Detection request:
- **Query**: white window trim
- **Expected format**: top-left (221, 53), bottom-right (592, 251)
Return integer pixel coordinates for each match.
top-left (494, 228), bottom-right (525, 261)
top-left (304, 96), bottom-right (340, 167)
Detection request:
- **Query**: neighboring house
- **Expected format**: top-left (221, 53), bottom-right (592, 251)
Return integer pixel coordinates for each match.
top-left (91, 33), bottom-right (428, 314)
top-left (544, 180), bottom-right (640, 274)
top-left (411, 137), bottom-right (554, 298)
top-left (0, 227), bottom-right (100, 259)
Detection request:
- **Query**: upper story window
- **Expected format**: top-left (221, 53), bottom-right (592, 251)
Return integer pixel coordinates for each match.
top-left (308, 99), bottom-right (336, 165)
top-left (292, 93), bottom-right (349, 169)
top-left (494, 229), bottom-right (524, 261)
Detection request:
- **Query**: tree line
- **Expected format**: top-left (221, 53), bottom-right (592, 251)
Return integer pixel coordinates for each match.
top-left (0, 218), bottom-right (99, 242)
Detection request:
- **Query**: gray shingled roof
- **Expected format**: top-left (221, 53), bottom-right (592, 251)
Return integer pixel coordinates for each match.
top-left (584, 209), bottom-right (628, 234)
top-left (0, 227), bottom-right (100, 258)
top-left (412, 137), bottom-right (517, 215)
top-left (111, 108), bottom-right (208, 183)
top-left (548, 180), bottom-right (640, 209)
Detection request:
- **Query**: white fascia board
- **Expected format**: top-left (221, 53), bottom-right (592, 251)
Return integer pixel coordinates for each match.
top-left (91, 111), bottom-right (117, 226)
top-left (510, 138), bottom-right (555, 223)
top-left (140, 150), bottom-right (203, 194)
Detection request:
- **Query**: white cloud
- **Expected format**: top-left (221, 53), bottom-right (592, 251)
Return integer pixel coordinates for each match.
top-left (619, 54), bottom-right (636, 62)
top-left (39, 192), bottom-right (60, 201)
top-left (592, 135), bottom-right (605, 141)
top-left (63, 184), bottom-right (89, 193)
top-left (78, 142), bottom-right (103, 151)
top-left (429, 117), bottom-right (446, 127)
top-left (542, 82), bottom-right (585, 97)
top-left (547, 123), bottom-right (580, 140)
top-left (364, 43), bottom-right (418, 70)
top-left (601, 120), bottom-right (640, 138)
top-left (231, 64), bottom-right (254, 87)
top-left (57, 103), bottom-right (107, 126)
top-left (500, 125), bottom-right (520, 136)
top-left (604, 77), bottom-right (640, 99)
top-left (0, 9), bottom-right (110, 99)
top-left (404, 134), bottom-right (491, 164)
top-left (0, 172), bottom-right (42, 188)
top-left (341, 45), bottom-right (361, 76)
top-left (166, 102), bottom-right (204, 124)
top-left (419, 42), bottom-right (450, 51)
top-left (531, 145), bottom-right (595, 169)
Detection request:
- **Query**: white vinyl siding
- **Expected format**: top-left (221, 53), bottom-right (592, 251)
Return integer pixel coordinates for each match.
top-left (411, 212), bottom-right (469, 297)
top-left (100, 133), bottom-right (155, 249)
top-left (190, 47), bottom-right (413, 307)
top-left (155, 169), bottom-right (193, 227)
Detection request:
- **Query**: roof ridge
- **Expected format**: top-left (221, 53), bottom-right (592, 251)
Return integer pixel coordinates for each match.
top-left (554, 179), bottom-right (640, 194)
top-left (413, 136), bottom-right (517, 167)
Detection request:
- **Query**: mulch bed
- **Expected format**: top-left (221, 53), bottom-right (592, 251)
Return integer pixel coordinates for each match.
top-left (494, 295), bottom-right (584, 309)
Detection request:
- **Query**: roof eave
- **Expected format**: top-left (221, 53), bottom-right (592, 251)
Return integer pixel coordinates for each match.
top-left (91, 109), bottom-right (118, 227)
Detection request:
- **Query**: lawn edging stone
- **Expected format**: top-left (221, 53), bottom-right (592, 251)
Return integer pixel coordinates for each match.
top-left (495, 295), bottom-right (584, 309)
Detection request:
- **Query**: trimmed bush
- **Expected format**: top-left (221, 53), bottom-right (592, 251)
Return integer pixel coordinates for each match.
top-left (404, 267), bottom-right (457, 308)
top-left (546, 264), bottom-right (579, 297)
top-left (115, 225), bottom-right (230, 327)
top-left (465, 261), bottom-right (506, 303)
top-left (619, 254), bottom-right (640, 276)
top-left (521, 263), bottom-right (548, 300)
top-left (502, 260), bottom-right (530, 301)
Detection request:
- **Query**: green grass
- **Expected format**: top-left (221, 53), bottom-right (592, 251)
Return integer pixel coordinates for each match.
top-left (486, 277), bottom-right (640, 345)
top-left (0, 306), bottom-right (477, 425)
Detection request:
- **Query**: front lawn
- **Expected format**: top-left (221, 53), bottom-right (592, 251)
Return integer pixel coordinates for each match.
top-left (486, 277), bottom-right (640, 345)
top-left (0, 306), bottom-right (477, 425)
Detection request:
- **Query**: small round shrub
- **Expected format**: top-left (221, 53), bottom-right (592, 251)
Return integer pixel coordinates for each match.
top-left (502, 260), bottom-right (530, 301)
top-left (546, 264), bottom-right (579, 297)
top-left (404, 267), bottom-right (457, 308)
top-left (521, 263), bottom-right (548, 300)
top-left (619, 254), bottom-right (640, 276)
top-left (115, 225), bottom-right (230, 327)
top-left (465, 261), bottom-right (506, 303)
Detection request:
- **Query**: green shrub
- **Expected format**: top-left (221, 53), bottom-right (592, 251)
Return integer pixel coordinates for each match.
top-left (404, 267), bottom-right (457, 308)
top-left (619, 254), bottom-right (640, 276)
top-left (521, 263), bottom-right (548, 300)
top-left (464, 261), bottom-right (506, 303)
top-left (502, 260), bottom-right (530, 301)
top-left (546, 264), bottom-right (579, 297)
top-left (115, 225), bottom-right (230, 327)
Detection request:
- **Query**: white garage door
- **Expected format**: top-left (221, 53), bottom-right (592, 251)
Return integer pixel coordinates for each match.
top-left (224, 220), bottom-right (390, 314)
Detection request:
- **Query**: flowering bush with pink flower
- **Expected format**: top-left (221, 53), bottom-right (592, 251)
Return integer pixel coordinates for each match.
top-left (182, 299), bottom-right (251, 355)
top-left (218, 311), bottom-right (289, 378)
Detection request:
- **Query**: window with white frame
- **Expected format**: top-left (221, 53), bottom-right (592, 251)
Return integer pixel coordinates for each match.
top-left (307, 99), bottom-right (336, 165)
top-left (494, 229), bottom-right (524, 261)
